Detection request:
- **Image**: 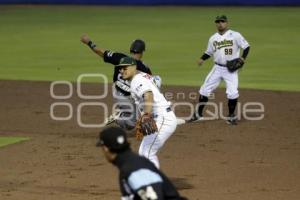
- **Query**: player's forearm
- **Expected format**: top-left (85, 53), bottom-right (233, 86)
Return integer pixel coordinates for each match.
top-left (92, 46), bottom-right (105, 57)
top-left (198, 53), bottom-right (210, 66)
top-left (143, 92), bottom-right (154, 114)
top-left (241, 46), bottom-right (250, 60)
top-left (86, 41), bottom-right (105, 57)
top-left (201, 53), bottom-right (211, 61)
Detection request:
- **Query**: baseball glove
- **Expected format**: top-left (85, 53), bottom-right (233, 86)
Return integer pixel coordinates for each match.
top-left (135, 113), bottom-right (158, 140)
top-left (226, 58), bottom-right (244, 72)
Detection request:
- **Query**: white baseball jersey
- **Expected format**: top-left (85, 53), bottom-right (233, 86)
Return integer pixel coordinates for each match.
top-left (205, 29), bottom-right (249, 65)
top-left (199, 30), bottom-right (250, 99)
top-left (130, 72), bottom-right (177, 169)
top-left (130, 72), bottom-right (171, 115)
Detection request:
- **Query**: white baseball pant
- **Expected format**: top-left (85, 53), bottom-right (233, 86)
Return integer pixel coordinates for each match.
top-left (138, 109), bottom-right (177, 169)
top-left (199, 64), bottom-right (239, 99)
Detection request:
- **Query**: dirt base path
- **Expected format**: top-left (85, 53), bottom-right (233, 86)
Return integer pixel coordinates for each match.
top-left (0, 80), bottom-right (299, 200)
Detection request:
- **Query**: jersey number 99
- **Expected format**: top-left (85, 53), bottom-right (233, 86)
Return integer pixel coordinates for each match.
top-left (224, 48), bottom-right (233, 55)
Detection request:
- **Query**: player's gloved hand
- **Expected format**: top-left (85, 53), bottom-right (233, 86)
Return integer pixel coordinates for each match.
top-left (135, 113), bottom-right (158, 140)
top-left (197, 59), bottom-right (204, 66)
top-left (80, 34), bottom-right (91, 44)
top-left (226, 57), bottom-right (245, 72)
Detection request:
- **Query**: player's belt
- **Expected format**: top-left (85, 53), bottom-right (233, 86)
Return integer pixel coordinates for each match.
top-left (215, 62), bottom-right (227, 67)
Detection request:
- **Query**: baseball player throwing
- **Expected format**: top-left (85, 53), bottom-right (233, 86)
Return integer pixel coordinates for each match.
top-left (188, 15), bottom-right (250, 125)
top-left (81, 34), bottom-right (161, 130)
top-left (117, 57), bottom-right (177, 169)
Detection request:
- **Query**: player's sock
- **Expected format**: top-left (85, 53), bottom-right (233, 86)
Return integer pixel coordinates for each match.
top-left (228, 98), bottom-right (238, 116)
top-left (196, 95), bottom-right (209, 117)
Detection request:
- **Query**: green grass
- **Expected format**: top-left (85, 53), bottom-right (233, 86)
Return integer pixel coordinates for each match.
top-left (0, 6), bottom-right (299, 91)
top-left (0, 136), bottom-right (30, 148)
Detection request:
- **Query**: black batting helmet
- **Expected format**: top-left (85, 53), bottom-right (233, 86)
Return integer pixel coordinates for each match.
top-left (130, 39), bottom-right (146, 53)
top-left (96, 127), bottom-right (130, 153)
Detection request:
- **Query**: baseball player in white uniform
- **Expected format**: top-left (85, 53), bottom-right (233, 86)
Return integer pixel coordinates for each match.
top-left (188, 15), bottom-right (250, 125)
top-left (80, 35), bottom-right (163, 130)
top-left (117, 57), bottom-right (177, 168)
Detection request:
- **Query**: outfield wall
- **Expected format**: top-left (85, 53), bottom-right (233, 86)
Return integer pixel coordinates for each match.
top-left (0, 0), bottom-right (299, 6)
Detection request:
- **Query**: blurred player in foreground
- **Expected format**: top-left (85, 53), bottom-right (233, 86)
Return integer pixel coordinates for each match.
top-left (97, 127), bottom-right (188, 200)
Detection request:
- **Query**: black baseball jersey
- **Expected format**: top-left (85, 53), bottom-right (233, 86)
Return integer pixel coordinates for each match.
top-left (103, 50), bottom-right (152, 96)
top-left (113, 150), bottom-right (186, 200)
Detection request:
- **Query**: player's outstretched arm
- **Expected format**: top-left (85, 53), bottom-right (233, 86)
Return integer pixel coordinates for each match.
top-left (80, 34), bottom-right (105, 57)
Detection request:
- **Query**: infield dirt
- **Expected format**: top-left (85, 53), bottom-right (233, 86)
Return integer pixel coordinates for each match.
top-left (0, 80), bottom-right (299, 200)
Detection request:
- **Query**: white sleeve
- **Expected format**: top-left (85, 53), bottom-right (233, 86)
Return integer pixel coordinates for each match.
top-left (131, 75), bottom-right (152, 98)
top-left (205, 37), bottom-right (214, 56)
top-left (236, 32), bottom-right (249, 49)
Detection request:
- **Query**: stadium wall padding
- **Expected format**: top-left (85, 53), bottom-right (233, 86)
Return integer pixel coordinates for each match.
top-left (0, 0), bottom-right (299, 6)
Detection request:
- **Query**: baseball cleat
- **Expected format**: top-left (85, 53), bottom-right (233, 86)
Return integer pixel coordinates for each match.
top-left (186, 114), bottom-right (204, 123)
top-left (226, 115), bottom-right (237, 125)
top-left (176, 118), bottom-right (186, 125)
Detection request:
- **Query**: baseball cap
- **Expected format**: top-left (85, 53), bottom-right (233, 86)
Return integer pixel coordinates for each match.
top-left (116, 57), bottom-right (137, 67)
top-left (215, 15), bottom-right (228, 23)
top-left (96, 127), bottom-right (130, 153)
top-left (130, 39), bottom-right (146, 53)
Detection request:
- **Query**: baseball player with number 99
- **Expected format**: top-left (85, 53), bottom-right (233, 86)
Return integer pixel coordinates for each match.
top-left (188, 15), bottom-right (250, 125)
